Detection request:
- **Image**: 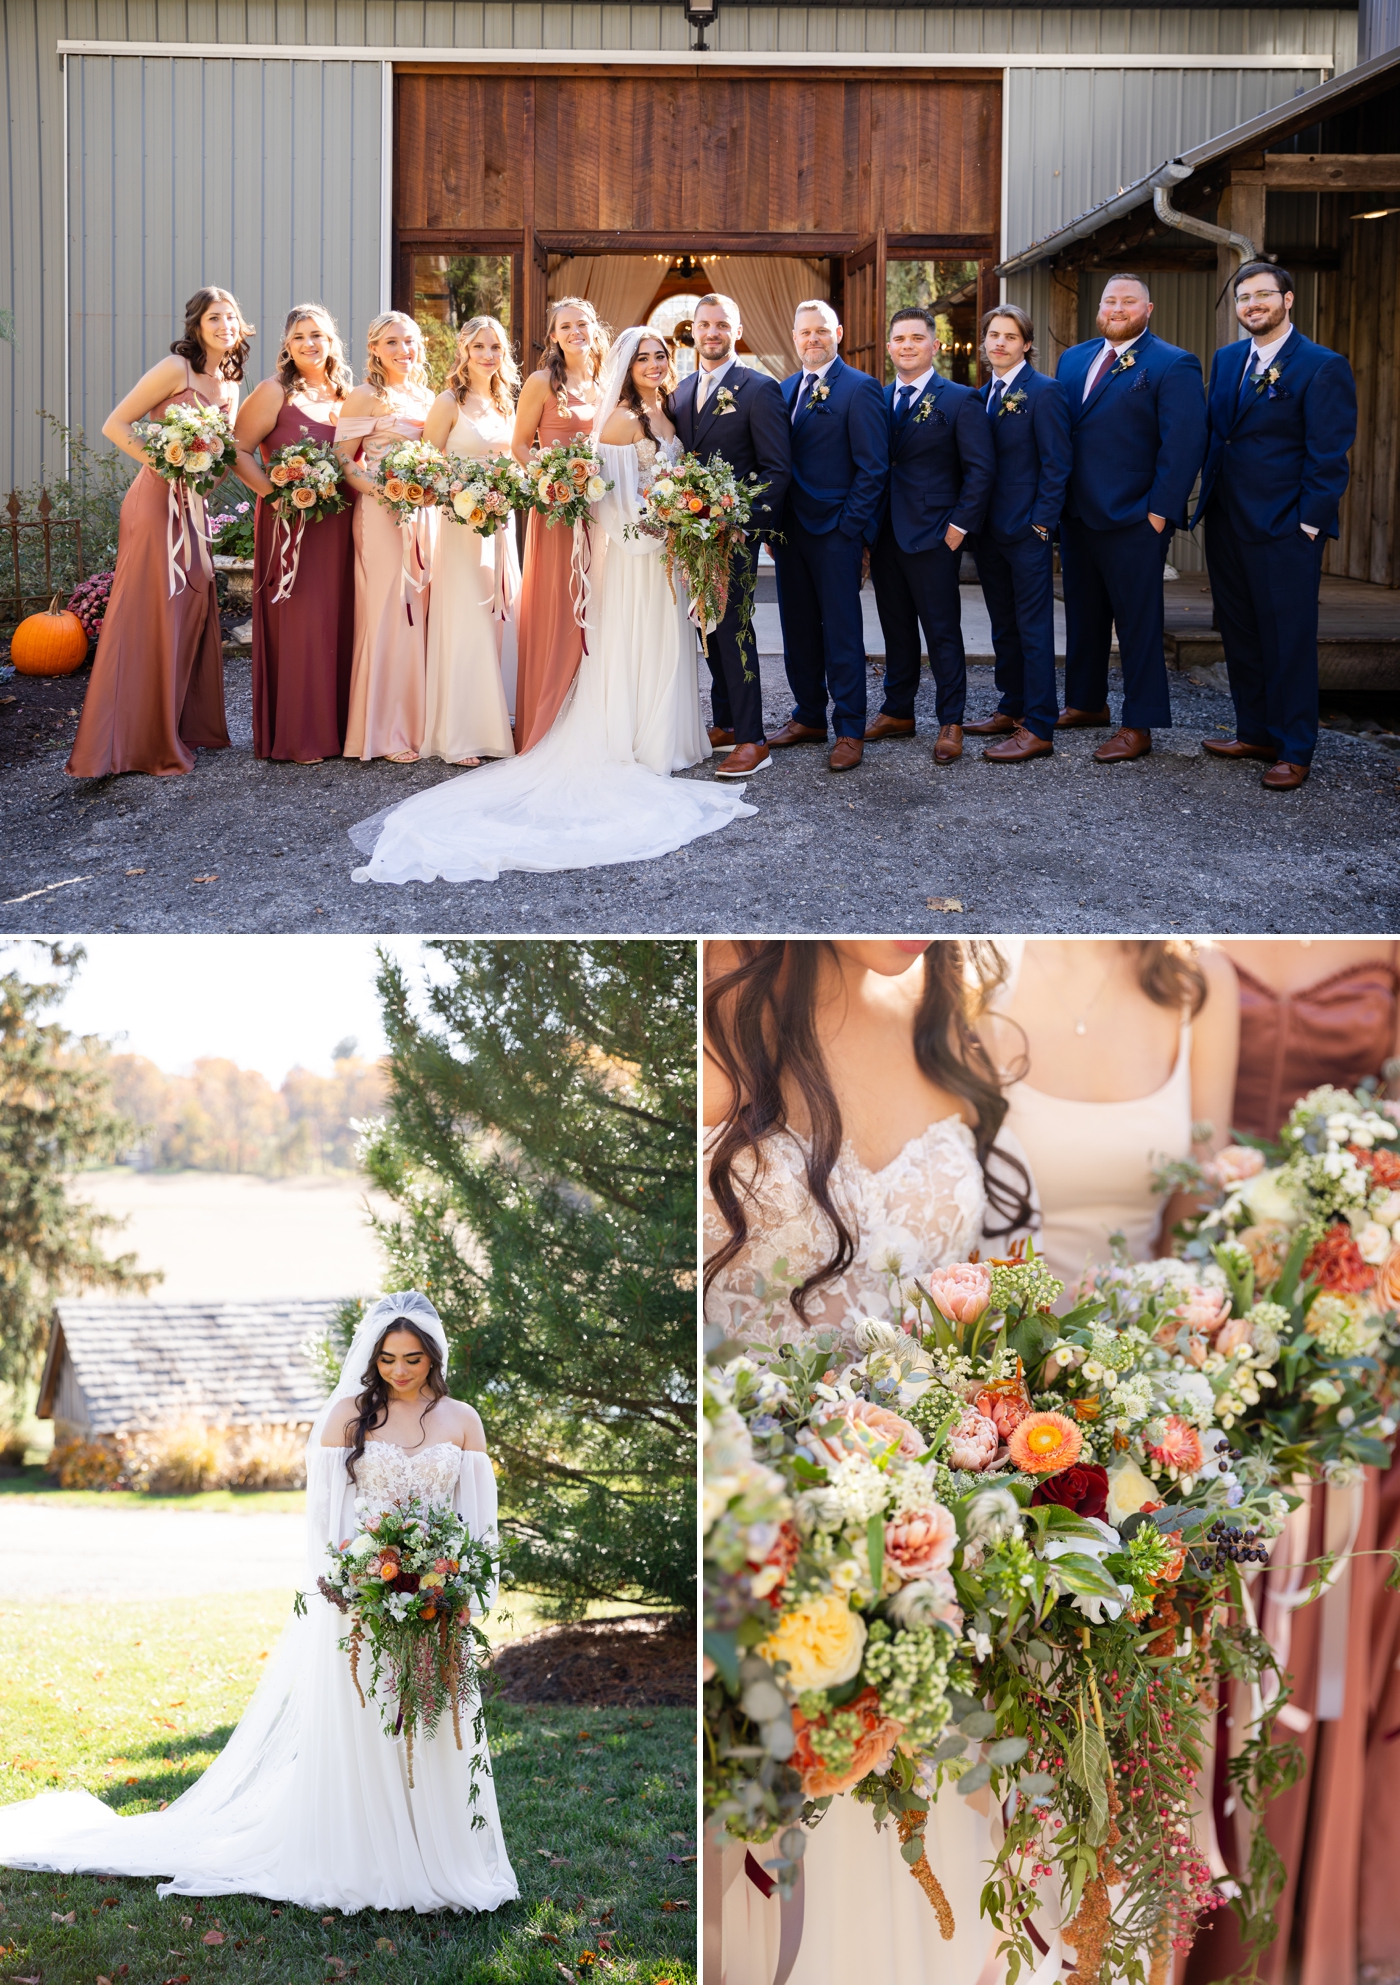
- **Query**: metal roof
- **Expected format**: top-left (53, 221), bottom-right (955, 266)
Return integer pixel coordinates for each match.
top-left (39, 1298), bottom-right (339, 1432)
top-left (998, 41), bottom-right (1400, 275)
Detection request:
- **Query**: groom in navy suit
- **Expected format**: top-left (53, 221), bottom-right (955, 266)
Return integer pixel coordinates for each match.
top-left (1056, 275), bottom-right (1206, 761)
top-left (1193, 262), bottom-right (1357, 790)
top-left (766, 300), bottom-right (890, 772)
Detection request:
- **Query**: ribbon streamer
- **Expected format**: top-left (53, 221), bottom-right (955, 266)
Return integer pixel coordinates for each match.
top-left (164, 481), bottom-right (215, 600)
top-left (268, 506), bottom-right (306, 605)
top-left (569, 519), bottom-right (594, 653)
top-left (399, 512), bottom-right (431, 627)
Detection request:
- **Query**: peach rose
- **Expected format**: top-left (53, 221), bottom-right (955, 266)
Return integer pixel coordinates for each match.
top-left (1207, 1145), bottom-right (1266, 1187)
top-left (551, 482), bottom-right (572, 504)
top-left (885, 1504), bottom-right (957, 1580)
top-left (269, 463), bottom-right (293, 487)
top-left (1237, 1223), bottom-right (1292, 1287)
top-left (1146, 1416), bottom-right (1205, 1473)
top-left (285, 458), bottom-right (307, 480)
top-left (975, 1373), bottom-right (1034, 1440)
top-left (1007, 1411), bottom-right (1083, 1475)
top-left (791, 1687), bottom-right (903, 1798)
top-left (384, 477), bottom-right (408, 502)
top-left (468, 506), bottom-right (487, 527)
top-left (844, 1399), bottom-right (926, 1459)
top-left (1174, 1285), bottom-right (1232, 1334)
top-left (291, 484), bottom-right (317, 508)
top-left (570, 460), bottom-right (590, 484)
top-left (946, 1409), bottom-right (999, 1471)
top-left (163, 439), bottom-right (186, 466)
top-left (924, 1261), bottom-right (992, 1326)
top-left (1214, 1312), bottom-right (1255, 1357)
top-left (405, 482), bottom-right (426, 505)
top-left (1375, 1244), bottom-right (1400, 1313)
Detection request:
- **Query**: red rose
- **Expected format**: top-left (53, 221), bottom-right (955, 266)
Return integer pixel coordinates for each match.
top-left (1029, 1463), bottom-right (1110, 1521)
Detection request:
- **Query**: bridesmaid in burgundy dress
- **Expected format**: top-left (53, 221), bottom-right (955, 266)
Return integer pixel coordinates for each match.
top-left (235, 305), bottom-right (356, 761)
top-left (67, 286), bottom-right (246, 778)
top-left (510, 297), bottom-right (608, 751)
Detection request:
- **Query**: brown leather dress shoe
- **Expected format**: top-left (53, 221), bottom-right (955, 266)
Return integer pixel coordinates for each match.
top-left (1056, 705), bottom-right (1112, 729)
top-left (983, 725), bottom-right (1053, 763)
top-left (863, 713), bottom-right (916, 742)
top-left (766, 719), bottom-right (828, 748)
top-left (933, 724), bottom-right (963, 764)
top-left (1202, 736), bottom-right (1278, 764)
top-left (708, 724), bottom-right (735, 751)
top-left (716, 741), bottom-right (772, 778)
top-left (1261, 760), bottom-right (1310, 790)
top-left (1092, 726), bottom-right (1152, 763)
top-left (828, 736), bottom-right (864, 772)
top-left (963, 712), bottom-right (1019, 736)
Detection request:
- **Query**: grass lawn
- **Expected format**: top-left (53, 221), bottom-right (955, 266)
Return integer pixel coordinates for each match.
top-left (0, 1595), bottom-right (696, 1984)
top-left (0, 1466), bottom-right (305, 1517)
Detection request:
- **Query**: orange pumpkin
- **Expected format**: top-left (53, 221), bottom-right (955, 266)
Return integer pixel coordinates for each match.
top-left (10, 596), bottom-right (89, 676)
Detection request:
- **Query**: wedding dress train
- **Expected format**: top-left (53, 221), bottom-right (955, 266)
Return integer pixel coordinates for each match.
top-left (349, 334), bottom-right (754, 886)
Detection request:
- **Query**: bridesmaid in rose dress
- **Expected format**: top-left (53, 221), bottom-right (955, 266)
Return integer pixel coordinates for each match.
top-left (334, 312), bottom-right (437, 762)
top-left (234, 304), bottom-right (355, 762)
top-left (67, 286), bottom-right (247, 778)
top-left (510, 297), bottom-right (608, 751)
top-left (420, 314), bottom-right (519, 766)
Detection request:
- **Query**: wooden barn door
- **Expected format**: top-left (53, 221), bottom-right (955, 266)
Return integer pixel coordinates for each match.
top-left (842, 230), bottom-right (887, 381)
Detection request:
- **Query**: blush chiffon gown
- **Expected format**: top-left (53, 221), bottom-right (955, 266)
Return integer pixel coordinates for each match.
top-left (337, 411), bottom-right (436, 762)
top-left (0, 1439), bottom-right (518, 1914)
top-left (251, 395), bottom-right (355, 761)
top-left (67, 360), bottom-right (231, 778)
top-left (422, 403), bottom-right (518, 764)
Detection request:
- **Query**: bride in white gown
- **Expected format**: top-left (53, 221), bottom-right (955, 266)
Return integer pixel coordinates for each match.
top-left (0, 1293), bottom-right (518, 1916)
top-left (350, 325), bottom-right (754, 884)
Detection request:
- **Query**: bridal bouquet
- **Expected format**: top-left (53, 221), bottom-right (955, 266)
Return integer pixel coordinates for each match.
top-left (133, 401), bottom-right (238, 489)
top-left (265, 435), bottom-right (347, 525)
top-left (372, 438), bottom-right (450, 525)
top-left (442, 453), bottom-right (530, 536)
top-left (524, 437), bottom-right (611, 528)
top-left (306, 1494), bottom-right (495, 1787)
top-left (635, 452), bottom-right (761, 631)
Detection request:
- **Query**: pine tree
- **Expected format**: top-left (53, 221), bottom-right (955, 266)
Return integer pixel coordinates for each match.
top-left (359, 940), bottom-right (695, 1616)
top-left (0, 944), bottom-right (156, 1401)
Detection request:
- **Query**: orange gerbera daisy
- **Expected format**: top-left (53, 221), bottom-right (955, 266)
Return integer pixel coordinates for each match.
top-left (1007, 1411), bottom-right (1083, 1475)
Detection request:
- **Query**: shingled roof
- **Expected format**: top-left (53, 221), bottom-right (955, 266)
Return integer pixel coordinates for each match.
top-left (38, 1299), bottom-right (340, 1433)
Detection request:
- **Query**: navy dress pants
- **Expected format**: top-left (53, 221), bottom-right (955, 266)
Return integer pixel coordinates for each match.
top-left (703, 536), bottom-right (766, 746)
top-left (975, 529), bottom-right (1059, 742)
top-left (1204, 500), bottom-right (1326, 766)
top-left (1059, 513), bottom-right (1172, 730)
top-left (774, 516), bottom-right (868, 739)
top-left (870, 525), bottom-right (965, 726)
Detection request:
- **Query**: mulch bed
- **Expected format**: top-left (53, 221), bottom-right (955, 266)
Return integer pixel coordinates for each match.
top-left (486, 1612), bottom-right (695, 1708)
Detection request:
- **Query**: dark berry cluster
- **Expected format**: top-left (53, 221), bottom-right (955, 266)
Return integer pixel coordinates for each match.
top-left (1201, 1520), bottom-right (1268, 1569)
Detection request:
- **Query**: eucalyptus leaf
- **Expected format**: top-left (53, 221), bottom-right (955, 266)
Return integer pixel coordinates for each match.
top-left (987, 1736), bottom-right (1029, 1766)
top-left (958, 1710), bottom-right (998, 1740)
top-left (956, 1761), bottom-right (992, 1796)
top-left (900, 1835), bottom-right (926, 1865)
top-left (931, 1734), bottom-right (967, 1763)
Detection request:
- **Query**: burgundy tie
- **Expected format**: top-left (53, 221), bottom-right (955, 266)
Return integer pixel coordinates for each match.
top-left (1085, 344), bottom-right (1118, 399)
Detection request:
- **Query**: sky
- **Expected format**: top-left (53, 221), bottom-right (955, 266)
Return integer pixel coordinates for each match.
top-left (15, 936), bottom-right (444, 1084)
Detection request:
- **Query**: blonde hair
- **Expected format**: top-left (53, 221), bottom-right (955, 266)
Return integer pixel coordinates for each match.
top-left (445, 314), bottom-right (519, 418)
top-left (365, 311), bottom-right (428, 395)
top-left (541, 296), bottom-right (609, 402)
top-left (794, 298), bottom-right (839, 331)
top-left (276, 304), bottom-right (354, 398)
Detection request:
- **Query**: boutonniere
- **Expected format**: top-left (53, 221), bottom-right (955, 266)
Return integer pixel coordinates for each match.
top-left (1109, 351), bottom-right (1137, 378)
top-left (997, 387), bottom-right (1029, 417)
top-left (1254, 363), bottom-right (1284, 397)
top-left (808, 380), bottom-right (831, 408)
top-left (912, 394), bottom-right (945, 426)
top-left (714, 387), bottom-right (738, 416)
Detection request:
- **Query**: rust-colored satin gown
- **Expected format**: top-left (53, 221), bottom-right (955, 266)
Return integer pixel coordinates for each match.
top-left (512, 390), bottom-right (595, 752)
top-left (250, 396), bottom-right (355, 761)
top-left (67, 364), bottom-right (230, 778)
top-left (1186, 952), bottom-right (1400, 1985)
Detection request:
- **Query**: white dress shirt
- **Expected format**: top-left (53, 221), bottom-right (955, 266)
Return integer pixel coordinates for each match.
top-left (792, 355), bottom-right (838, 422)
top-left (1082, 331), bottom-right (1144, 402)
top-left (988, 358), bottom-right (1028, 398)
top-left (892, 365), bottom-right (937, 407)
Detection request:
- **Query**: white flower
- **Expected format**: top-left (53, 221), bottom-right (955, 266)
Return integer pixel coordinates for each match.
top-left (1374, 1190), bottom-right (1400, 1226)
top-left (969, 1629), bottom-right (994, 1662)
top-left (853, 1317), bottom-right (905, 1355)
top-left (1104, 1456), bottom-right (1157, 1526)
top-left (1356, 1221), bottom-right (1391, 1265)
top-left (347, 1532), bottom-right (377, 1558)
top-left (864, 1224), bottom-right (921, 1280)
top-left (1240, 1169), bottom-right (1300, 1225)
top-left (585, 476), bottom-right (606, 500)
top-left (964, 1486), bottom-right (1023, 1543)
top-left (651, 478), bottom-right (675, 497)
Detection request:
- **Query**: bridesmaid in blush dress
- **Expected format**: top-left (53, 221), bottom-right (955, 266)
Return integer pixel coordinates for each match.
top-left (510, 296), bottom-right (608, 751)
top-left (235, 304), bottom-right (355, 762)
top-left (420, 314), bottom-right (519, 766)
top-left (334, 312), bottom-right (437, 763)
top-left (67, 286), bottom-right (247, 779)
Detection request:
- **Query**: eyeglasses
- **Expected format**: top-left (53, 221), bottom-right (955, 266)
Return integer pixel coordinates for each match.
top-left (1236, 288), bottom-right (1286, 304)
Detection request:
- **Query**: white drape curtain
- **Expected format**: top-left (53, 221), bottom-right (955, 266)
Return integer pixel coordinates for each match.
top-left (546, 256), bottom-right (670, 338)
top-left (702, 256), bottom-right (830, 379)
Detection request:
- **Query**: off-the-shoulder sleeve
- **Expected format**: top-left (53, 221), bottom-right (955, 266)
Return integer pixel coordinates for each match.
top-left (593, 442), bottom-right (657, 555)
top-left (304, 1443), bottom-right (355, 1588)
top-left (455, 1450), bottom-right (501, 1613)
top-left (335, 417), bottom-right (378, 449)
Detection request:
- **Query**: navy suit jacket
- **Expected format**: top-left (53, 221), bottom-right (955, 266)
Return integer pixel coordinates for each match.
top-left (780, 355), bottom-right (889, 542)
top-left (1056, 329), bottom-right (1206, 532)
top-left (670, 361), bottom-right (792, 533)
top-left (978, 366), bottom-right (1072, 543)
top-left (1190, 329), bottom-right (1357, 541)
top-left (879, 372), bottom-right (995, 554)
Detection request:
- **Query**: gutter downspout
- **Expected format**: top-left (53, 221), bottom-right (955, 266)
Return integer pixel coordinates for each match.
top-left (1150, 161), bottom-right (1258, 264)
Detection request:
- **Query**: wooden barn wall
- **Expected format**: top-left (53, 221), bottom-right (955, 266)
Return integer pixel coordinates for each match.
top-left (1318, 198), bottom-right (1400, 585)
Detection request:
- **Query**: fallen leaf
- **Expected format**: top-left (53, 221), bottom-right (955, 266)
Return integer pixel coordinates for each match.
top-left (321, 1915), bottom-right (335, 1926)
top-left (375, 1938), bottom-right (396, 1954)
top-left (191, 873), bottom-right (219, 884)
top-left (660, 1899), bottom-right (691, 1912)
top-left (201, 1929), bottom-right (225, 1945)
top-left (124, 1775), bottom-right (137, 1785)
top-left (180, 1917), bottom-right (192, 1929)
top-left (52, 1909), bottom-right (76, 1923)
top-left (98, 1975), bottom-right (113, 1983)
top-left (926, 896), bottom-right (964, 913)
top-left (604, 1796), bottom-right (617, 1804)
top-left (124, 867), bottom-right (146, 876)
top-left (665, 1853), bottom-right (697, 1864)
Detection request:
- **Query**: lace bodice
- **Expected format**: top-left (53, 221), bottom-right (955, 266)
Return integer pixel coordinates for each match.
top-left (352, 1440), bottom-right (465, 1525)
top-left (633, 433), bottom-right (681, 478)
top-left (703, 1116), bottom-right (987, 1351)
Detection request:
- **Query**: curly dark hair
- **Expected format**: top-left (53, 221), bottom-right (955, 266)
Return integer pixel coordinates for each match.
top-left (619, 332), bottom-right (677, 444)
top-left (341, 1318), bottom-right (448, 1483)
top-left (703, 940), bottom-right (1035, 1323)
top-left (170, 286), bottom-right (255, 382)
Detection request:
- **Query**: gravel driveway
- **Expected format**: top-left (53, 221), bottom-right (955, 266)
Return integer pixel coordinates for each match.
top-left (0, 1503), bottom-right (305, 1600)
top-left (2, 645), bottom-right (1396, 935)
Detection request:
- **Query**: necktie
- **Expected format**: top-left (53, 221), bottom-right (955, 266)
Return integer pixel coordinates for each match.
top-left (1238, 348), bottom-right (1262, 406)
top-left (1084, 343), bottom-right (1118, 401)
top-left (894, 383), bottom-right (916, 425)
top-left (698, 367), bottom-right (719, 413)
top-left (793, 372), bottom-right (816, 423)
top-left (987, 380), bottom-right (1004, 418)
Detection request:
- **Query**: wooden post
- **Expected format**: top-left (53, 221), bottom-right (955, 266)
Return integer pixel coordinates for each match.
top-left (1048, 266), bottom-right (1080, 362)
top-left (1216, 174), bottom-right (1268, 350)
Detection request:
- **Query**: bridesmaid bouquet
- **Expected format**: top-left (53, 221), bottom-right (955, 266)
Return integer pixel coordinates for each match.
top-left (524, 437), bottom-right (612, 528)
top-left (265, 435), bottom-right (347, 526)
top-left (442, 454), bottom-right (531, 537)
top-left (132, 401), bottom-right (238, 488)
top-left (635, 452), bottom-right (760, 632)
top-left (304, 1493), bottom-right (495, 1787)
top-left (373, 438), bottom-right (450, 525)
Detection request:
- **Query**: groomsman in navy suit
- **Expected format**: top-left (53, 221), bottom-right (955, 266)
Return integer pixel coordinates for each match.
top-left (766, 300), bottom-right (890, 773)
top-left (866, 306), bottom-right (995, 764)
top-left (1192, 262), bottom-right (1357, 791)
top-left (1056, 275), bottom-right (1206, 761)
top-left (962, 305), bottom-right (1072, 762)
